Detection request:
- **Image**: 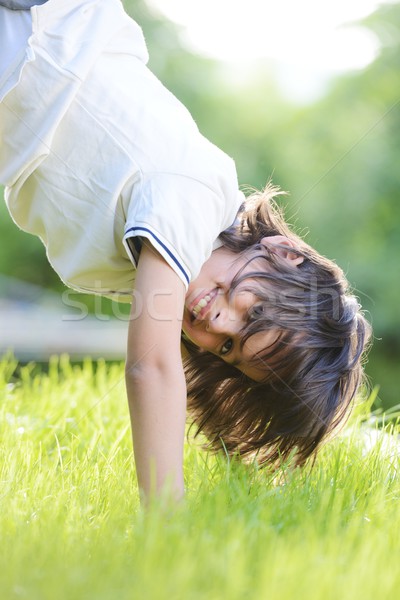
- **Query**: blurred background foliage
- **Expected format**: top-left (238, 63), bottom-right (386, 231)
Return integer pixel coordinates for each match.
top-left (0, 0), bottom-right (399, 407)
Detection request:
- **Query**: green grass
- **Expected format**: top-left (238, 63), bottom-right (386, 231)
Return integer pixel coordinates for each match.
top-left (0, 355), bottom-right (399, 600)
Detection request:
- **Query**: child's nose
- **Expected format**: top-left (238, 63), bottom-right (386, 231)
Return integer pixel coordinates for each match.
top-left (206, 309), bottom-right (240, 335)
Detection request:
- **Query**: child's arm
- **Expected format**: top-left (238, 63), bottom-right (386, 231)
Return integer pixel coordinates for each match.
top-left (125, 241), bottom-right (187, 504)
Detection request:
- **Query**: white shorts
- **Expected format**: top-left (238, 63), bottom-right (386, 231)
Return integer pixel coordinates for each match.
top-left (0, 6), bottom-right (32, 79)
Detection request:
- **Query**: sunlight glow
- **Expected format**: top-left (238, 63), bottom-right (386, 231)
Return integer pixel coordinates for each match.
top-left (147, 0), bottom-right (384, 100)
top-left (148, 0), bottom-right (380, 67)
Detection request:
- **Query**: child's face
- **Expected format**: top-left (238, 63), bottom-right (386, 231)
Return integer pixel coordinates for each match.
top-left (182, 246), bottom-right (276, 381)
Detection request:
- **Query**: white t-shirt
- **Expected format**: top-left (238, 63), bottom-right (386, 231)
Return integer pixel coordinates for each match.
top-left (0, 0), bottom-right (243, 300)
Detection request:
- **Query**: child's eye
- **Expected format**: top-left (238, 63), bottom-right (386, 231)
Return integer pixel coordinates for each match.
top-left (220, 338), bottom-right (233, 356)
top-left (249, 304), bottom-right (264, 320)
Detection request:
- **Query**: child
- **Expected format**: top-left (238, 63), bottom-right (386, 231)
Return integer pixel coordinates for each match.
top-left (0, 0), bottom-right (371, 503)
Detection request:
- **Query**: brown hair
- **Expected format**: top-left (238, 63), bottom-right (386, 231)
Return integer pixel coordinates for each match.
top-left (183, 182), bottom-right (372, 467)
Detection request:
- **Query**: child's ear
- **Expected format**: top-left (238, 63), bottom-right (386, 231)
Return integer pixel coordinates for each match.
top-left (260, 235), bottom-right (304, 266)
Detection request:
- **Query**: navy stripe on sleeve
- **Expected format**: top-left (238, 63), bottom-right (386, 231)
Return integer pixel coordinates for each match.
top-left (125, 226), bottom-right (190, 285)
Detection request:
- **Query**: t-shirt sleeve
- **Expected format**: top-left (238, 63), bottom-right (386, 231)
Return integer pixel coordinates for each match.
top-left (123, 173), bottom-right (244, 289)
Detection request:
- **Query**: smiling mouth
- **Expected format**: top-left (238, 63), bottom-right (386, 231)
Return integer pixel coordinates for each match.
top-left (190, 288), bottom-right (218, 321)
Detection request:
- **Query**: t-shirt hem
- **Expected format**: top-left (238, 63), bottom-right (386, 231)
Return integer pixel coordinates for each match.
top-left (123, 224), bottom-right (191, 290)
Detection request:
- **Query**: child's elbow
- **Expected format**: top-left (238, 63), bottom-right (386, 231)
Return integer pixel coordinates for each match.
top-left (125, 355), bottom-right (183, 389)
top-left (125, 361), bottom-right (156, 388)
